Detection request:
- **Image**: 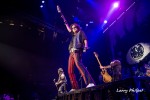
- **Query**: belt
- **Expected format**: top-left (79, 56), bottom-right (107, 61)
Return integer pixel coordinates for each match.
top-left (70, 48), bottom-right (82, 53)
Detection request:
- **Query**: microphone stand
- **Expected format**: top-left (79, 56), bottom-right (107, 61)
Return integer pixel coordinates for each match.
top-left (79, 75), bottom-right (83, 88)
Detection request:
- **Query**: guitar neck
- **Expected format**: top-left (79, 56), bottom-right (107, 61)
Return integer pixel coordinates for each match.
top-left (93, 52), bottom-right (102, 67)
top-left (94, 52), bottom-right (111, 69)
top-left (95, 57), bottom-right (102, 67)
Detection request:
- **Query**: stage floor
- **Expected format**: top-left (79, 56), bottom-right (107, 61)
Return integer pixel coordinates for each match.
top-left (56, 77), bottom-right (150, 100)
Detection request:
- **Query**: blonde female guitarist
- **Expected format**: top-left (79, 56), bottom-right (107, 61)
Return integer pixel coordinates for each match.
top-left (100, 60), bottom-right (122, 82)
top-left (94, 52), bottom-right (122, 83)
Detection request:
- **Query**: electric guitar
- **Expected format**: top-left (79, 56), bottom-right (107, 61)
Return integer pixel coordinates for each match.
top-left (93, 52), bottom-right (112, 83)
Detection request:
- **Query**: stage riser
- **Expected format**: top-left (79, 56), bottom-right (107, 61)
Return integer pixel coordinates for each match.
top-left (56, 77), bottom-right (150, 100)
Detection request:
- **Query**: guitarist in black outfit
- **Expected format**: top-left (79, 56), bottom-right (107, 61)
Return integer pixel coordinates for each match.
top-left (54, 68), bottom-right (67, 94)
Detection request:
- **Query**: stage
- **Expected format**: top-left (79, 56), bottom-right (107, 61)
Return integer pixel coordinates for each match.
top-left (56, 77), bottom-right (150, 100)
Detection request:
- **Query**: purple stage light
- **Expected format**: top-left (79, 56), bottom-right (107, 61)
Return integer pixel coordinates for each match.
top-left (104, 20), bottom-right (107, 24)
top-left (113, 2), bottom-right (119, 8)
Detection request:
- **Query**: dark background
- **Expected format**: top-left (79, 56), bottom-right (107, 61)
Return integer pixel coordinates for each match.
top-left (0, 0), bottom-right (150, 99)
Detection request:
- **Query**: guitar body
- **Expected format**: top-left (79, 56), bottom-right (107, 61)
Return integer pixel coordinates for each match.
top-left (101, 69), bottom-right (112, 83)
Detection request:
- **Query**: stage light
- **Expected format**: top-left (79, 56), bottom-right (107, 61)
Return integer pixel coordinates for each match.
top-left (126, 43), bottom-right (150, 64)
top-left (42, 0), bottom-right (45, 3)
top-left (72, 16), bottom-right (79, 23)
top-left (113, 2), bottom-right (119, 8)
top-left (104, 20), bottom-right (107, 24)
top-left (89, 21), bottom-right (94, 24)
top-left (40, 5), bottom-right (43, 8)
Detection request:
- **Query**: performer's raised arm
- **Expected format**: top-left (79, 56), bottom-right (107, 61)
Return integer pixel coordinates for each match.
top-left (57, 5), bottom-right (71, 32)
top-left (64, 21), bottom-right (71, 32)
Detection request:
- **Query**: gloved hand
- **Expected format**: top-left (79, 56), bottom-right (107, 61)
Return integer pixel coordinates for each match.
top-left (83, 47), bottom-right (89, 52)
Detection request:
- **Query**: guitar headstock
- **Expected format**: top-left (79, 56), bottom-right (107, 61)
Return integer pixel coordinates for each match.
top-left (57, 5), bottom-right (61, 13)
top-left (93, 52), bottom-right (98, 58)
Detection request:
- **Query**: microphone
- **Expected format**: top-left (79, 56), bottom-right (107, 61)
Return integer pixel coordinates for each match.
top-left (56, 5), bottom-right (68, 25)
top-left (57, 5), bottom-right (61, 13)
top-left (83, 47), bottom-right (90, 52)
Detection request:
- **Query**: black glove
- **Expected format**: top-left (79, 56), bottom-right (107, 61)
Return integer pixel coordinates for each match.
top-left (83, 47), bottom-right (89, 52)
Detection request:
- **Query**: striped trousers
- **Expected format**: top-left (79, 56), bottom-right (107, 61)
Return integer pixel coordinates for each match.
top-left (68, 52), bottom-right (95, 89)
